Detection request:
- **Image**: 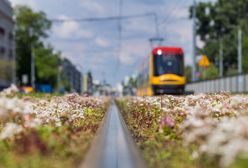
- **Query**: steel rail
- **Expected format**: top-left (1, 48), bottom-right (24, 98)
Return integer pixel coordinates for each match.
top-left (79, 103), bottom-right (147, 168)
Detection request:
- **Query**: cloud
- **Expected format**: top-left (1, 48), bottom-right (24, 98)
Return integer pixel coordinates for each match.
top-left (119, 39), bottom-right (150, 65)
top-left (79, 0), bottom-right (105, 15)
top-left (9, 0), bottom-right (38, 9)
top-left (95, 38), bottom-right (109, 48)
top-left (11, 0), bottom-right (216, 85)
top-left (123, 18), bottom-right (155, 36)
top-left (78, 29), bottom-right (94, 39)
top-left (170, 6), bottom-right (189, 20)
top-left (52, 15), bottom-right (93, 39)
top-left (53, 16), bottom-right (79, 38)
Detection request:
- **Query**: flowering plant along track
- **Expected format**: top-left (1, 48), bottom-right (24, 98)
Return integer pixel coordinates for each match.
top-left (116, 94), bottom-right (248, 168)
top-left (0, 85), bottom-right (110, 168)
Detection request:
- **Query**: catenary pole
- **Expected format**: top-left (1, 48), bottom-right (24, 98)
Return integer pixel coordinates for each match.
top-left (192, 0), bottom-right (197, 81)
top-left (238, 28), bottom-right (242, 74)
top-left (237, 28), bottom-right (243, 92)
top-left (29, 28), bottom-right (36, 90)
top-left (219, 41), bottom-right (223, 77)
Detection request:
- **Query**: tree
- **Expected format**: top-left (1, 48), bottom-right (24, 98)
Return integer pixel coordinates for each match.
top-left (15, 5), bottom-right (51, 85)
top-left (190, 0), bottom-right (248, 75)
top-left (185, 66), bottom-right (192, 83)
top-left (35, 44), bottom-right (60, 87)
top-left (0, 60), bottom-right (14, 82)
top-left (200, 64), bottom-right (218, 80)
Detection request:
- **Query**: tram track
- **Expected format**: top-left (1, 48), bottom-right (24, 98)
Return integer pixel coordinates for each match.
top-left (80, 102), bottom-right (147, 168)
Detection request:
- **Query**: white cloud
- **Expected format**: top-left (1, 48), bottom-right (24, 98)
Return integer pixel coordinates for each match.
top-left (78, 29), bottom-right (94, 39)
top-left (170, 6), bottom-right (189, 20)
top-left (80, 0), bottom-right (105, 15)
top-left (52, 15), bottom-right (93, 39)
top-left (53, 16), bottom-right (79, 38)
top-left (123, 18), bottom-right (156, 37)
top-left (95, 38), bottom-right (109, 48)
top-left (54, 42), bottom-right (85, 58)
top-left (9, 0), bottom-right (217, 85)
top-left (119, 39), bottom-right (150, 65)
top-left (9, 0), bottom-right (38, 9)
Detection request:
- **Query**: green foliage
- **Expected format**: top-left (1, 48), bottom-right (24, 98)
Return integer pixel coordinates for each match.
top-left (200, 64), bottom-right (219, 80)
top-left (35, 45), bottom-right (60, 87)
top-left (190, 0), bottom-right (248, 75)
top-left (242, 36), bottom-right (248, 73)
top-left (185, 66), bottom-right (192, 83)
top-left (230, 157), bottom-right (248, 168)
top-left (226, 65), bottom-right (238, 76)
top-left (0, 60), bottom-right (14, 81)
top-left (15, 5), bottom-right (52, 85)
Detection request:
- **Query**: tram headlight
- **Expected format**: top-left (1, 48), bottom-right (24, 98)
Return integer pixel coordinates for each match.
top-left (157, 49), bottom-right (162, 55)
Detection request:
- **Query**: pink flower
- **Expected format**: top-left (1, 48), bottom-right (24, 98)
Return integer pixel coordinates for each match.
top-left (160, 116), bottom-right (175, 128)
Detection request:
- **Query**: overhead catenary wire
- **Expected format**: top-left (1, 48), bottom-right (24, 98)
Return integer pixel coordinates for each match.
top-left (156, 0), bottom-right (189, 48)
top-left (159, 0), bottom-right (188, 26)
top-left (147, 0), bottom-right (188, 48)
top-left (158, 0), bottom-right (188, 44)
top-left (50, 12), bottom-right (158, 23)
top-left (51, 11), bottom-right (160, 44)
top-left (51, 11), bottom-right (158, 83)
top-left (49, 11), bottom-right (174, 84)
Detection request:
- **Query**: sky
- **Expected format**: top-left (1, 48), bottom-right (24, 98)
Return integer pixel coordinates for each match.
top-left (9, 0), bottom-right (216, 86)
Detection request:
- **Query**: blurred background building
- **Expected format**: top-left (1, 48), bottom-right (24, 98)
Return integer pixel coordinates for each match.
top-left (82, 72), bottom-right (93, 94)
top-left (0, 0), bottom-right (15, 89)
top-left (61, 58), bottom-right (82, 93)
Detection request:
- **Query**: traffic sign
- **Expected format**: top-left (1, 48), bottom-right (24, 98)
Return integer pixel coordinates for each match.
top-left (198, 55), bottom-right (210, 67)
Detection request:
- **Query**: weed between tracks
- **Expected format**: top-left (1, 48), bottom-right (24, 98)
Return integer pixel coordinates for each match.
top-left (116, 94), bottom-right (248, 168)
top-left (0, 86), bottom-right (110, 168)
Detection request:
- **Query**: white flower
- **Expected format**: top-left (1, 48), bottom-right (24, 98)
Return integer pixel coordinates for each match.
top-left (230, 96), bottom-right (247, 106)
top-left (25, 118), bottom-right (42, 128)
top-left (0, 123), bottom-right (23, 140)
top-left (0, 84), bottom-right (19, 96)
top-left (126, 94), bottom-right (248, 167)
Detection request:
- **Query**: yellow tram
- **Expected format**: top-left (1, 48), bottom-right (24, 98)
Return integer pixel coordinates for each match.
top-left (137, 47), bottom-right (186, 96)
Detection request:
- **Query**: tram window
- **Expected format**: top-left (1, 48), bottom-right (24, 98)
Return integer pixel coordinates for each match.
top-left (154, 54), bottom-right (184, 76)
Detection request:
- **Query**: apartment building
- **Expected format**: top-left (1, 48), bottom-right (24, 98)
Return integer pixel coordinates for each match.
top-left (0, 0), bottom-right (15, 89)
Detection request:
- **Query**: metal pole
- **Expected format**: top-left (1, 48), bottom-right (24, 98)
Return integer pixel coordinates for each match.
top-left (31, 45), bottom-right (35, 90)
top-left (153, 13), bottom-right (159, 38)
top-left (238, 28), bottom-right (243, 92)
top-left (29, 28), bottom-right (35, 90)
top-left (238, 28), bottom-right (242, 74)
top-left (192, 0), bottom-right (197, 82)
top-left (12, 41), bottom-right (16, 84)
top-left (219, 41), bottom-right (223, 77)
top-left (114, 0), bottom-right (123, 80)
top-left (149, 13), bottom-right (163, 48)
top-left (57, 65), bottom-right (62, 93)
